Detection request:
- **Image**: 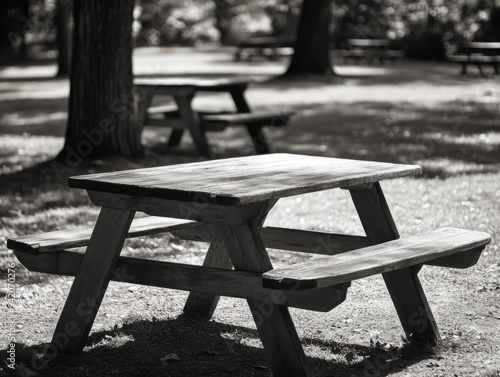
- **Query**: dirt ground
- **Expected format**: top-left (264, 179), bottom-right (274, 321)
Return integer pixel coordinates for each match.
top-left (0, 47), bottom-right (499, 376)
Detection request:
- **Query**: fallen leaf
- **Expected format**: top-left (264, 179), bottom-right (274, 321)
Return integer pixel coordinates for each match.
top-left (161, 353), bottom-right (180, 362)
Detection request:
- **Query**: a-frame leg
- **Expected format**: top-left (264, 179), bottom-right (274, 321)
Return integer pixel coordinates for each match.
top-left (51, 208), bottom-right (135, 354)
top-left (217, 201), bottom-right (311, 377)
top-left (349, 182), bottom-right (440, 345)
top-left (174, 94), bottom-right (211, 158)
top-left (183, 231), bottom-right (233, 318)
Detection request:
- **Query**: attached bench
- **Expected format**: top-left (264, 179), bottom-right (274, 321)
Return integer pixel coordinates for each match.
top-left (449, 42), bottom-right (500, 76)
top-left (264, 227), bottom-right (489, 289)
top-left (201, 111), bottom-right (293, 153)
top-left (8, 216), bottom-right (360, 313)
top-left (146, 106), bottom-right (294, 154)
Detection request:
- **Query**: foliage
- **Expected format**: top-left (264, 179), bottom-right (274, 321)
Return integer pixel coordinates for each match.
top-left (3, 0), bottom-right (500, 59)
top-left (332, 0), bottom-right (500, 59)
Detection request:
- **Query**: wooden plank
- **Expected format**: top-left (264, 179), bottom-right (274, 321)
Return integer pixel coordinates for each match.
top-left (426, 248), bottom-right (484, 268)
top-left (217, 201), bottom-right (311, 376)
top-left (7, 216), bottom-right (198, 254)
top-left (172, 224), bottom-right (372, 255)
top-left (68, 154), bottom-right (421, 206)
top-left (51, 208), bottom-right (135, 354)
top-left (202, 112), bottom-right (293, 126)
top-left (13, 250), bottom-right (347, 313)
top-left (86, 191), bottom-right (267, 225)
top-left (183, 231), bottom-right (233, 318)
top-left (262, 228), bottom-right (490, 289)
top-left (349, 183), bottom-right (440, 345)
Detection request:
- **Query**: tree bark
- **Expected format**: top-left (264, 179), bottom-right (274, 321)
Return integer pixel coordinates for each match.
top-left (55, 0), bottom-right (73, 77)
top-left (59, 0), bottom-right (143, 161)
top-left (283, 0), bottom-right (335, 76)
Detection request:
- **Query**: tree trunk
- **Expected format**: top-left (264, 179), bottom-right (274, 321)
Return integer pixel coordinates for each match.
top-left (214, 0), bottom-right (231, 45)
top-left (284, 0), bottom-right (334, 76)
top-left (55, 0), bottom-right (73, 76)
top-left (58, 0), bottom-right (143, 163)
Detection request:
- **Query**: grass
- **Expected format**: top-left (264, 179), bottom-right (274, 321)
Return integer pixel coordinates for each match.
top-left (0, 47), bottom-right (499, 376)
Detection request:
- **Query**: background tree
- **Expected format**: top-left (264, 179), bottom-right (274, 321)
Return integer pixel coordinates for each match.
top-left (58, 0), bottom-right (142, 161)
top-left (284, 0), bottom-right (334, 76)
top-left (55, 0), bottom-right (73, 76)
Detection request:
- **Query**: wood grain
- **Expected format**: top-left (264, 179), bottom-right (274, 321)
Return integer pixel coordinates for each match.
top-left (69, 154), bottom-right (421, 206)
top-left (183, 231), bottom-right (233, 317)
top-left (262, 228), bottom-right (490, 289)
top-left (350, 183), bottom-right (440, 345)
top-left (14, 250), bottom-right (348, 312)
top-left (51, 208), bottom-right (135, 354)
top-left (217, 201), bottom-right (312, 376)
top-left (86, 191), bottom-right (267, 225)
top-left (7, 216), bottom-right (198, 254)
top-left (172, 224), bottom-right (372, 255)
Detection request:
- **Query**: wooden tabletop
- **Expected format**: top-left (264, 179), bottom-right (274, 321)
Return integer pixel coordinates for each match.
top-left (69, 154), bottom-right (421, 206)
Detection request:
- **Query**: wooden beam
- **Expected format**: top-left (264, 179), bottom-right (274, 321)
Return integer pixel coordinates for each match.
top-left (14, 251), bottom-right (348, 313)
top-left (217, 200), bottom-right (312, 376)
top-left (172, 225), bottom-right (372, 255)
top-left (51, 208), bottom-right (135, 354)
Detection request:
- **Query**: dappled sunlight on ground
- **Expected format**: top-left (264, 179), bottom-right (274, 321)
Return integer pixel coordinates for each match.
top-left (1, 47), bottom-right (499, 377)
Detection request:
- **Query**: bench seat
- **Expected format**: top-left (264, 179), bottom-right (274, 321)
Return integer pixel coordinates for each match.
top-left (263, 228), bottom-right (491, 290)
top-left (7, 218), bottom-right (351, 313)
top-left (201, 111), bottom-right (293, 131)
top-left (7, 217), bottom-right (199, 254)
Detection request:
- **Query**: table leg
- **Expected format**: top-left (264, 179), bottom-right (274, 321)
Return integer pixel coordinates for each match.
top-left (183, 231), bottom-right (233, 318)
top-left (349, 182), bottom-right (440, 345)
top-left (174, 94), bottom-right (211, 158)
top-left (167, 129), bottom-right (185, 147)
top-left (230, 87), bottom-right (271, 154)
top-left (216, 201), bottom-right (311, 377)
top-left (50, 208), bottom-right (135, 354)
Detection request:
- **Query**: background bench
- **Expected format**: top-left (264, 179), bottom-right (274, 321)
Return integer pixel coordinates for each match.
top-left (146, 107), bottom-right (294, 154)
top-left (342, 39), bottom-right (404, 65)
top-left (449, 42), bottom-right (500, 76)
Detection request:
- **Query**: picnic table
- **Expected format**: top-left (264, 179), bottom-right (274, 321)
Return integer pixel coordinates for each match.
top-left (8, 154), bottom-right (490, 376)
top-left (343, 39), bottom-right (404, 64)
top-left (135, 77), bottom-right (293, 157)
top-left (449, 41), bottom-right (500, 76)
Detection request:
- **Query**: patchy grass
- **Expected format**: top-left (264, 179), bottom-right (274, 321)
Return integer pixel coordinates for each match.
top-left (0, 48), bottom-right (499, 376)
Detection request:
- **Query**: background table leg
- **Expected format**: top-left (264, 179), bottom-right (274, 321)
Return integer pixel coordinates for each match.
top-left (174, 94), bottom-right (211, 157)
top-left (349, 182), bottom-right (440, 345)
top-left (230, 87), bottom-right (271, 154)
top-left (183, 232), bottom-right (233, 318)
top-left (50, 208), bottom-right (135, 354)
top-left (218, 214), bottom-right (311, 376)
top-left (167, 129), bottom-right (184, 147)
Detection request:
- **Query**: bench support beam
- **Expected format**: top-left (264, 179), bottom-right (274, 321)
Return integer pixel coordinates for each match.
top-left (350, 183), bottom-right (440, 345)
top-left (14, 251), bottom-right (346, 313)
